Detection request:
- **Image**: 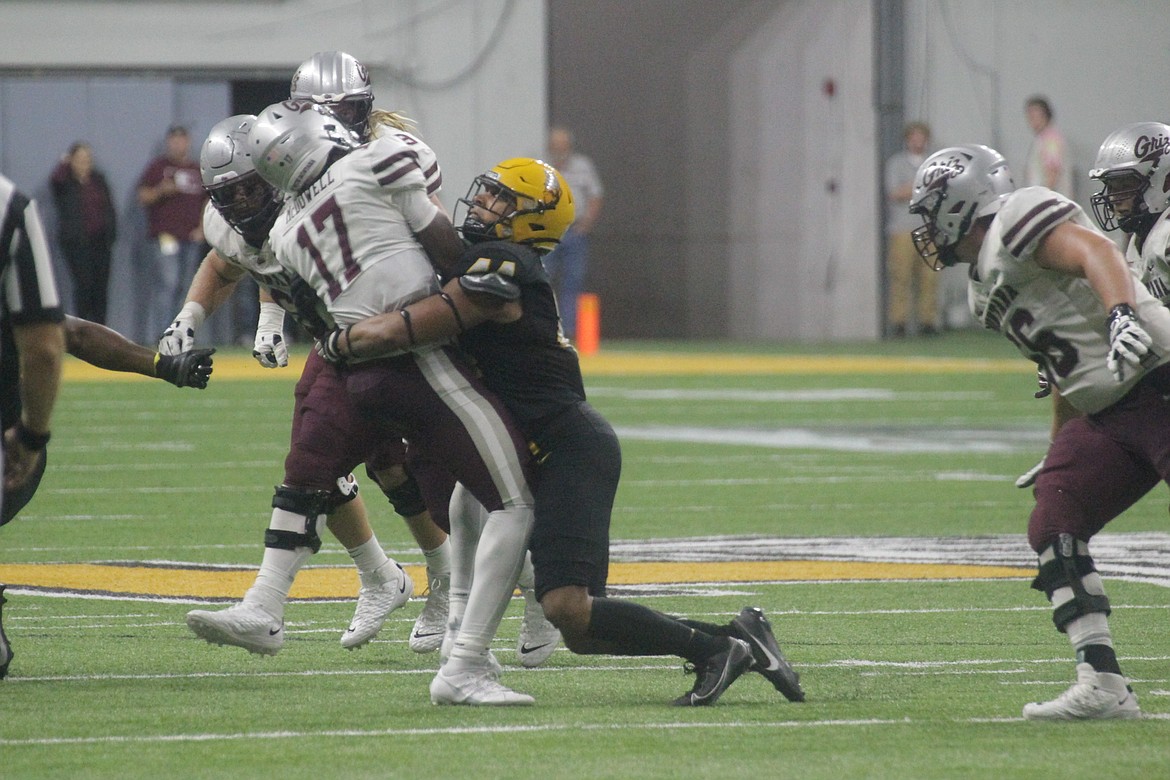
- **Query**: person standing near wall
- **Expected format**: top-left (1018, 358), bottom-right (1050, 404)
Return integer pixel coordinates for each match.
top-left (543, 125), bottom-right (603, 341)
top-left (1023, 96), bottom-right (1072, 198)
top-left (136, 125), bottom-right (207, 343)
top-left (49, 142), bottom-right (117, 325)
top-left (884, 121), bottom-right (938, 337)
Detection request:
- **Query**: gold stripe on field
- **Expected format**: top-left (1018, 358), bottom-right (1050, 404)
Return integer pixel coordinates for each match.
top-left (61, 351), bottom-right (1028, 381)
top-left (0, 560), bottom-right (1031, 600)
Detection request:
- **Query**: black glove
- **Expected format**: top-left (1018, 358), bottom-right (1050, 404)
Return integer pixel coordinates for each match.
top-left (155, 347), bottom-right (215, 389)
top-left (316, 328), bottom-right (348, 366)
top-left (1034, 366), bottom-right (1051, 399)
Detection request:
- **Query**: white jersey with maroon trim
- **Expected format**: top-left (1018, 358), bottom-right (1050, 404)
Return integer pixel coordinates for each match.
top-left (1126, 207), bottom-right (1170, 304)
top-left (202, 202), bottom-right (293, 290)
top-left (267, 131), bottom-right (442, 326)
top-left (971, 186), bottom-right (1170, 414)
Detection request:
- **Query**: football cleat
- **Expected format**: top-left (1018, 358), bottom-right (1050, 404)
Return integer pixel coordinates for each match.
top-left (186, 602), bottom-right (284, 656)
top-left (342, 563), bottom-right (413, 650)
top-left (0, 585), bottom-right (12, 680)
top-left (517, 587), bottom-right (560, 667)
top-left (730, 606), bottom-right (805, 702)
top-left (1023, 663), bottom-right (1142, 721)
top-left (430, 661), bottom-right (535, 706)
top-left (409, 568), bottom-right (449, 653)
top-left (672, 637), bottom-right (754, 707)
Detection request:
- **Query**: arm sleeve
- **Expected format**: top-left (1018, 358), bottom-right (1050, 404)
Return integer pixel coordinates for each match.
top-left (391, 187), bottom-right (441, 234)
top-left (2, 189), bottom-right (64, 325)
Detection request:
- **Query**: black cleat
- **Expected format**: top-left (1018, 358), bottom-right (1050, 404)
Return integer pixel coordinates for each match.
top-left (730, 606), bottom-right (805, 702)
top-left (672, 636), bottom-right (754, 706)
top-left (0, 585), bottom-right (12, 680)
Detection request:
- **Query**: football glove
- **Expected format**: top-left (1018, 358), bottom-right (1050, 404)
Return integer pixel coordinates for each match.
top-left (317, 327), bottom-right (348, 366)
top-left (1015, 456), bottom-right (1045, 489)
top-left (158, 301), bottom-right (207, 355)
top-left (252, 302), bottom-right (289, 369)
top-left (1105, 303), bottom-right (1153, 383)
top-left (155, 347), bottom-right (215, 389)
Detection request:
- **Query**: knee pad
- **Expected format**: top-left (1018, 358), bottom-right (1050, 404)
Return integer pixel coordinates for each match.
top-left (267, 484), bottom-right (347, 553)
top-left (1031, 533), bottom-right (1111, 632)
top-left (366, 464), bottom-right (427, 519)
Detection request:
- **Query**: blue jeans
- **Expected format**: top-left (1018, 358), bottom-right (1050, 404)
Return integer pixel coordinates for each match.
top-left (143, 237), bottom-right (204, 345)
top-left (542, 228), bottom-right (588, 338)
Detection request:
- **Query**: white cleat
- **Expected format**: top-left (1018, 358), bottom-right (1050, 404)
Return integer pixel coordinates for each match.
top-left (1023, 663), bottom-right (1142, 721)
top-left (341, 563), bottom-right (413, 650)
top-left (186, 603), bottom-right (284, 656)
top-left (430, 661), bottom-right (534, 706)
top-left (517, 587), bottom-right (560, 668)
top-left (409, 569), bottom-right (450, 653)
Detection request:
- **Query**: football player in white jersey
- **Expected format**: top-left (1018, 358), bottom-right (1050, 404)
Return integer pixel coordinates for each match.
top-left (288, 50), bottom-right (462, 652)
top-left (910, 144), bottom-right (1170, 720)
top-left (1090, 122), bottom-right (1170, 303)
top-left (251, 101), bottom-right (538, 705)
top-left (170, 115), bottom-right (434, 656)
top-left (1018, 122), bottom-right (1170, 489)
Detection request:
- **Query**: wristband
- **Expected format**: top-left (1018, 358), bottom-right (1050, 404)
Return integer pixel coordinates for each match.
top-left (178, 300), bottom-right (208, 328)
top-left (15, 421), bottom-right (51, 451)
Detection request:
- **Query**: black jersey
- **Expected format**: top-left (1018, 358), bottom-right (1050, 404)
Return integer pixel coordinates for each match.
top-left (451, 240), bottom-right (585, 431)
top-left (1, 175), bottom-right (64, 428)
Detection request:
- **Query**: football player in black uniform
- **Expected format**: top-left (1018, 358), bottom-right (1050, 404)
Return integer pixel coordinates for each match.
top-left (324, 158), bottom-right (804, 706)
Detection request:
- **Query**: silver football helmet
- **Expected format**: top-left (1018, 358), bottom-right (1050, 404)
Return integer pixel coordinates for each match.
top-left (289, 50), bottom-right (375, 138)
top-left (1088, 121), bottom-right (1170, 234)
top-left (200, 114), bottom-right (283, 240)
top-left (249, 101), bottom-right (360, 196)
top-left (909, 145), bottom-right (1015, 269)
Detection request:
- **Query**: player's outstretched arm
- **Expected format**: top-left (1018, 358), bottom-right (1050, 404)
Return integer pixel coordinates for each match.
top-left (65, 315), bottom-right (214, 388)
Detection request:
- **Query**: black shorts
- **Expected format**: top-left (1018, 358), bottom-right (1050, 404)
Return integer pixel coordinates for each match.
top-left (528, 401), bottom-right (621, 599)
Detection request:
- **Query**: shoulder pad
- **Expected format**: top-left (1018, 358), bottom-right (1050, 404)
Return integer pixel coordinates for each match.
top-left (997, 188), bottom-right (1079, 259)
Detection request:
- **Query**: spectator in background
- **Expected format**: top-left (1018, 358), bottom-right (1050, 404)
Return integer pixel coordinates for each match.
top-left (884, 121), bottom-right (938, 338)
top-left (136, 126), bottom-right (207, 343)
top-left (1023, 95), bottom-right (1072, 198)
top-left (544, 125), bottom-right (603, 341)
top-left (50, 142), bottom-right (117, 325)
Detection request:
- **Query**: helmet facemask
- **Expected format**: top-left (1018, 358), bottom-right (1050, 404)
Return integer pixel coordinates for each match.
top-left (323, 95), bottom-right (373, 139)
top-left (457, 177), bottom-right (518, 244)
top-left (207, 171), bottom-right (282, 242)
top-left (1091, 170), bottom-right (1153, 234)
top-left (910, 185), bottom-right (968, 270)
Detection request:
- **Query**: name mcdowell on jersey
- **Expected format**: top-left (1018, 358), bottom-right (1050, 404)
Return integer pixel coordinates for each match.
top-left (286, 168), bottom-right (338, 217)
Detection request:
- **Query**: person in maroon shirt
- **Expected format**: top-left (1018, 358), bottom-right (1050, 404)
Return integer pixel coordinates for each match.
top-left (50, 142), bottom-right (117, 325)
top-left (136, 126), bottom-right (207, 343)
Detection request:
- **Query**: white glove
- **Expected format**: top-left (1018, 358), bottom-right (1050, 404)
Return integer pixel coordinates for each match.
top-left (158, 301), bottom-right (207, 355)
top-left (1015, 457), bottom-right (1045, 489)
top-left (252, 302), bottom-right (289, 368)
top-left (1106, 303), bottom-right (1153, 382)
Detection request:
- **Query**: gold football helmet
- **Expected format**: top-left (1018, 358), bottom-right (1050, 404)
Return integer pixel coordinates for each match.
top-left (459, 157), bottom-right (575, 251)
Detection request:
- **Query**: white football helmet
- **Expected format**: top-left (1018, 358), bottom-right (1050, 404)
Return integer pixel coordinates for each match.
top-left (289, 50), bottom-right (375, 138)
top-left (1088, 121), bottom-right (1170, 234)
top-left (249, 101), bottom-right (360, 196)
top-left (200, 114), bottom-right (283, 240)
top-left (909, 145), bottom-right (1015, 269)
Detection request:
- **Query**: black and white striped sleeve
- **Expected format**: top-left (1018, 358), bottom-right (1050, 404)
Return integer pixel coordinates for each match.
top-left (0, 176), bottom-right (64, 326)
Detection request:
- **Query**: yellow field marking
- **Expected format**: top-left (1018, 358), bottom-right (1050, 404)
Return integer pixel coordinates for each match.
top-left (61, 350), bottom-right (1028, 382)
top-left (0, 560), bottom-right (1031, 600)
